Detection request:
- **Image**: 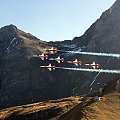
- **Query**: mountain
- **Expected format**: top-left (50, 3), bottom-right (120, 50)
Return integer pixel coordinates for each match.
top-left (1, 0), bottom-right (120, 110)
top-left (77, 0), bottom-right (120, 94)
top-left (0, 24), bottom-right (56, 109)
top-left (0, 77), bottom-right (119, 120)
top-left (58, 77), bottom-right (120, 120)
top-left (0, 24), bottom-right (79, 110)
top-left (50, 0), bottom-right (120, 94)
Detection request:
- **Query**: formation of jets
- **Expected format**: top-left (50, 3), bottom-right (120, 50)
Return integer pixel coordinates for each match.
top-left (33, 47), bottom-right (100, 71)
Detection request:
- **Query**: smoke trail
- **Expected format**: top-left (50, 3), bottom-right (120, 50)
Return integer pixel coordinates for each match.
top-left (57, 67), bottom-right (120, 74)
top-left (90, 72), bottom-right (101, 86)
top-left (90, 58), bottom-right (111, 86)
top-left (66, 51), bottom-right (120, 58)
top-left (71, 58), bottom-right (112, 95)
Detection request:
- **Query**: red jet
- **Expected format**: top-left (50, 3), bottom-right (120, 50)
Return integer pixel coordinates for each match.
top-left (43, 47), bottom-right (60, 54)
top-left (40, 64), bottom-right (57, 71)
top-left (49, 56), bottom-right (64, 63)
top-left (85, 62), bottom-right (100, 69)
top-left (33, 54), bottom-right (48, 60)
top-left (67, 59), bottom-right (82, 66)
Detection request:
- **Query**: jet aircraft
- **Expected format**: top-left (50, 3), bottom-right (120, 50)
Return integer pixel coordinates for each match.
top-left (33, 54), bottom-right (48, 60)
top-left (43, 47), bottom-right (60, 54)
top-left (67, 59), bottom-right (82, 66)
top-left (40, 64), bottom-right (57, 71)
top-left (49, 56), bottom-right (64, 63)
top-left (85, 62), bottom-right (100, 69)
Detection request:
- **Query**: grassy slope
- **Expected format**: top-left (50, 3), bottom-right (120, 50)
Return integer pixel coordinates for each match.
top-left (57, 92), bottom-right (120, 120)
top-left (0, 96), bottom-right (82, 120)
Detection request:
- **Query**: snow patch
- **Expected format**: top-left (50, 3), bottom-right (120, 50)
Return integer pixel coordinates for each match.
top-left (10, 37), bottom-right (16, 44)
top-left (90, 88), bottom-right (93, 91)
top-left (61, 44), bottom-right (76, 48)
top-left (7, 46), bottom-right (10, 50)
top-left (61, 46), bottom-right (86, 57)
top-left (7, 50), bottom-right (10, 54)
top-left (72, 87), bottom-right (78, 93)
top-left (73, 46), bottom-right (86, 52)
top-left (6, 37), bottom-right (17, 54)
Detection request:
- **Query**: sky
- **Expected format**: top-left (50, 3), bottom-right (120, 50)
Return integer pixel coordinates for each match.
top-left (0, 0), bottom-right (116, 41)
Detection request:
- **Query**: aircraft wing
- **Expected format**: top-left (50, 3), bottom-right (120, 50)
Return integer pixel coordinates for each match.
top-left (92, 66), bottom-right (96, 69)
top-left (57, 60), bottom-right (61, 63)
top-left (41, 57), bottom-right (44, 60)
top-left (48, 68), bottom-right (52, 71)
top-left (74, 63), bottom-right (78, 66)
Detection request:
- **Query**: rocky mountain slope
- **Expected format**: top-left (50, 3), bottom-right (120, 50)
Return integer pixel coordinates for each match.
top-left (78, 0), bottom-right (120, 94)
top-left (57, 77), bottom-right (120, 120)
top-left (50, 0), bottom-right (120, 95)
top-left (1, 0), bottom-right (120, 110)
top-left (0, 25), bottom-right (55, 109)
top-left (0, 24), bottom-right (80, 110)
top-left (0, 77), bottom-right (119, 120)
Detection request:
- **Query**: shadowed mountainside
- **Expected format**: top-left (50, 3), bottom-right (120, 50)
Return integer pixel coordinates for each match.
top-left (0, 24), bottom-right (56, 109)
top-left (0, 77), bottom-right (119, 120)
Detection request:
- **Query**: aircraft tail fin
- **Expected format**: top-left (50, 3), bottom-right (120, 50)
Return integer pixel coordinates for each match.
top-left (92, 66), bottom-right (96, 69)
top-left (74, 63), bottom-right (78, 66)
top-left (57, 61), bottom-right (60, 63)
top-left (41, 57), bottom-right (44, 60)
top-left (48, 68), bottom-right (52, 71)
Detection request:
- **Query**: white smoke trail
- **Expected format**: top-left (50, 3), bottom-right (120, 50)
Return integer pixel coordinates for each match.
top-left (66, 51), bottom-right (120, 58)
top-left (57, 67), bottom-right (120, 74)
top-left (69, 58), bottom-right (112, 95)
top-left (90, 72), bottom-right (101, 86)
top-left (90, 58), bottom-right (111, 86)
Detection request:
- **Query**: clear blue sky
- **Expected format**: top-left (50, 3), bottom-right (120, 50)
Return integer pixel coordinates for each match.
top-left (0, 0), bottom-right (116, 41)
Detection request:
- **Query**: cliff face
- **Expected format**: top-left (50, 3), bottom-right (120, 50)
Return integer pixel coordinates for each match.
top-left (78, 0), bottom-right (120, 93)
top-left (86, 0), bottom-right (120, 53)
